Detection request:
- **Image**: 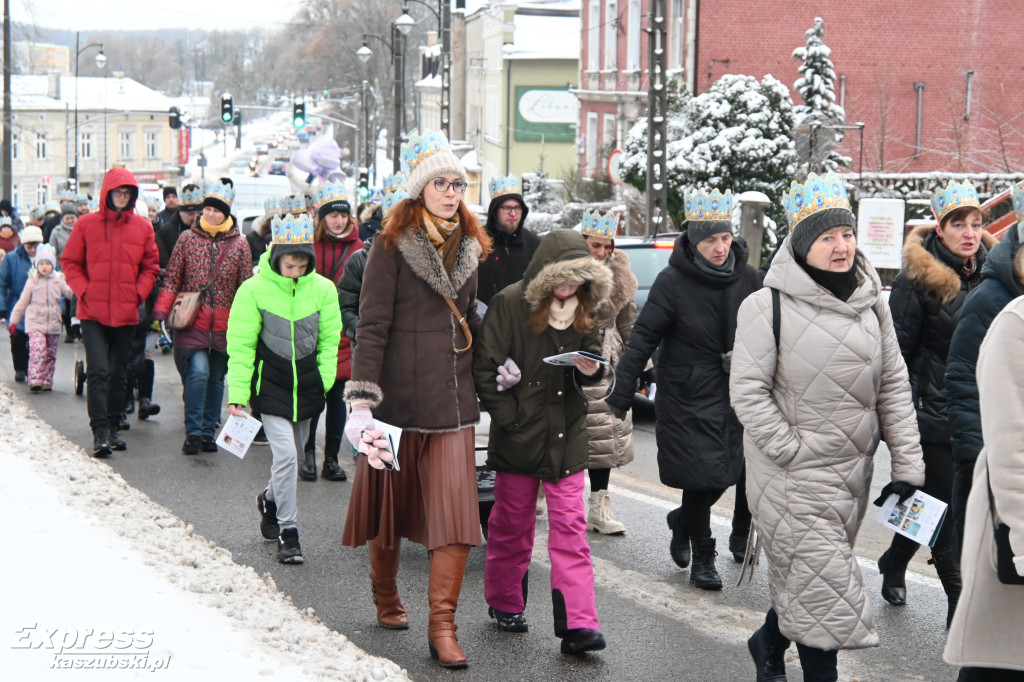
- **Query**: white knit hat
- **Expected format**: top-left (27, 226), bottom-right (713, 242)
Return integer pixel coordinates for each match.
top-left (21, 224), bottom-right (44, 244)
top-left (400, 130), bottom-right (466, 200)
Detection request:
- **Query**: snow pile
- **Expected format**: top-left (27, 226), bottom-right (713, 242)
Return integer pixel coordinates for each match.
top-left (0, 384), bottom-right (409, 682)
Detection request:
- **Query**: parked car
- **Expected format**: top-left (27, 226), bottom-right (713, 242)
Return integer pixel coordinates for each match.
top-left (267, 161), bottom-right (288, 176)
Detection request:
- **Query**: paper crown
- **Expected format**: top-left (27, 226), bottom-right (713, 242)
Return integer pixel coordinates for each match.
top-left (180, 186), bottom-right (204, 206)
top-left (382, 188), bottom-right (409, 216)
top-left (0, 216), bottom-right (11, 226)
top-left (684, 188), bottom-right (733, 223)
top-left (383, 172), bottom-right (407, 194)
top-left (89, 197), bottom-right (99, 212)
top-left (284, 194), bottom-right (307, 215)
top-left (264, 196), bottom-right (284, 214)
top-left (369, 187), bottom-right (385, 203)
top-left (205, 180), bottom-right (235, 207)
top-left (489, 175), bottom-right (521, 200)
top-left (44, 200), bottom-right (59, 212)
top-left (783, 172), bottom-right (851, 229)
top-left (270, 213), bottom-right (314, 245)
top-left (57, 188), bottom-right (74, 202)
top-left (29, 206), bottom-right (44, 219)
top-left (580, 209), bottom-right (620, 239)
top-left (400, 130), bottom-right (453, 177)
top-left (317, 181), bottom-right (347, 205)
top-left (931, 180), bottom-right (980, 225)
top-left (75, 193), bottom-right (89, 204)
top-left (1012, 181), bottom-right (1024, 225)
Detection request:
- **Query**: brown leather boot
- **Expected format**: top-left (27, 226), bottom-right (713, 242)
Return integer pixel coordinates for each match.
top-left (369, 537), bottom-right (408, 629)
top-left (427, 544), bottom-right (470, 669)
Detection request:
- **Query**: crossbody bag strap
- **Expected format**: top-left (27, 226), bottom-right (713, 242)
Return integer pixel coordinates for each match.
top-left (443, 295), bottom-right (472, 354)
top-left (201, 238), bottom-right (232, 301)
top-left (328, 242), bottom-right (354, 283)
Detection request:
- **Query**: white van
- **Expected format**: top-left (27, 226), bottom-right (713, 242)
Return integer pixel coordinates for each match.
top-left (229, 175), bottom-right (296, 214)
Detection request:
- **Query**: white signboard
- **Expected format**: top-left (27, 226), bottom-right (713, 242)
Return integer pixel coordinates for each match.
top-left (858, 198), bottom-right (906, 269)
top-left (517, 90), bottom-right (579, 124)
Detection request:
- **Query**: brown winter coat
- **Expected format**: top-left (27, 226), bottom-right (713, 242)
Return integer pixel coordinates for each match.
top-left (10, 269), bottom-right (73, 334)
top-left (944, 296), bottom-right (1024, 672)
top-left (345, 224), bottom-right (483, 432)
top-left (729, 237), bottom-right (925, 651)
top-left (584, 249), bottom-right (638, 469)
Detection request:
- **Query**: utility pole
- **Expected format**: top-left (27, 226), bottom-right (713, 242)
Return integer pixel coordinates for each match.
top-left (440, 0), bottom-right (451, 139)
top-left (392, 25), bottom-right (404, 174)
top-left (645, 0), bottom-right (669, 235)
top-left (2, 0), bottom-right (12, 199)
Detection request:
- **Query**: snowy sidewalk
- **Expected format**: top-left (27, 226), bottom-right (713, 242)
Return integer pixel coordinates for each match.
top-left (0, 386), bottom-right (408, 681)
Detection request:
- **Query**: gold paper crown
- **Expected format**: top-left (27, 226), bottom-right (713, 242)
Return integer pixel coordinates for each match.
top-left (382, 188), bottom-right (408, 216)
top-left (384, 173), bottom-right (407, 194)
top-left (580, 208), bottom-right (619, 239)
top-left (1012, 181), bottom-right (1024, 225)
top-left (931, 180), bottom-right (980, 225)
top-left (264, 196), bottom-right (284, 214)
top-left (284, 194), bottom-right (306, 215)
top-left (684, 187), bottom-right (733, 223)
top-left (318, 182), bottom-right (347, 205)
top-left (205, 181), bottom-right (235, 207)
top-left (400, 130), bottom-right (452, 176)
top-left (270, 213), bottom-right (314, 245)
top-left (489, 175), bottom-right (521, 200)
top-left (783, 172), bottom-right (851, 229)
top-left (180, 186), bottom-right (204, 206)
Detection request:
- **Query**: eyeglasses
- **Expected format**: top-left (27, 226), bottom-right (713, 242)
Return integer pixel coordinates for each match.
top-left (433, 178), bottom-right (468, 194)
top-left (499, 205), bottom-right (522, 214)
top-left (111, 188), bottom-right (133, 197)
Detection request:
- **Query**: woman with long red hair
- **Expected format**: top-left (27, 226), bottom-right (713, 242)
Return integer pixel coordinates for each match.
top-left (342, 131), bottom-right (491, 670)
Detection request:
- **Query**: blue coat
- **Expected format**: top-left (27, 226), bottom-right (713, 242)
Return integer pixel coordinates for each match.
top-left (0, 245), bottom-right (35, 331)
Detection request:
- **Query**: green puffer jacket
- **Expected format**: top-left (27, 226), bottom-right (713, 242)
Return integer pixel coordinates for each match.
top-left (226, 249), bottom-right (342, 421)
top-left (474, 230), bottom-right (612, 483)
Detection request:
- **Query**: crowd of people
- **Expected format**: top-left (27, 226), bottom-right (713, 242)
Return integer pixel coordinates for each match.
top-left (0, 140), bottom-right (1022, 679)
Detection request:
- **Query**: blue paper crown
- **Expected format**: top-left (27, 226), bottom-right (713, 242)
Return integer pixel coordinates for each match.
top-left (270, 213), bottom-right (314, 245)
top-left (264, 196), bottom-right (284, 214)
top-left (29, 206), bottom-right (44, 219)
top-left (75, 193), bottom-right (89, 204)
top-left (205, 181), bottom-right (235, 207)
top-left (369, 188), bottom-right (385, 203)
top-left (580, 208), bottom-right (619, 239)
top-left (0, 216), bottom-right (11, 227)
top-left (382, 188), bottom-right (409, 216)
top-left (783, 172), bottom-right (851, 229)
top-left (317, 181), bottom-right (347, 205)
top-left (284, 194), bottom-right (307, 215)
top-left (44, 200), bottom-right (59, 212)
top-left (489, 174), bottom-right (521, 200)
top-left (180, 186), bottom-right (204, 206)
top-left (89, 197), bottom-right (99, 212)
top-left (931, 180), bottom-right (980, 224)
top-left (57, 189), bottom-right (74, 202)
top-left (684, 187), bottom-right (733, 222)
top-left (383, 173), bottom-right (408, 194)
top-left (1012, 181), bottom-right (1024, 225)
top-left (400, 130), bottom-right (453, 177)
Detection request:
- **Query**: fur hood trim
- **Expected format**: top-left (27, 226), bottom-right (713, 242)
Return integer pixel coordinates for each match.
top-left (1016, 241), bottom-right (1024, 287)
top-left (344, 380), bottom-right (383, 408)
top-left (396, 226), bottom-right (482, 299)
top-left (360, 203), bottom-right (380, 223)
top-left (595, 249), bottom-right (638, 321)
top-left (524, 255), bottom-right (612, 311)
top-left (902, 224), bottom-right (997, 303)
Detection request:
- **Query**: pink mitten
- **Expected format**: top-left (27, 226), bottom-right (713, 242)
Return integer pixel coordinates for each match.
top-left (358, 429), bottom-right (396, 470)
top-left (496, 357), bottom-right (521, 392)
top-left (345, 403), bottom-right (375, 449)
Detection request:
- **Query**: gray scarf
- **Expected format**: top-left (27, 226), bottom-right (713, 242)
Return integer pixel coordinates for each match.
top-left (692, 248), bottom-right (736, 279)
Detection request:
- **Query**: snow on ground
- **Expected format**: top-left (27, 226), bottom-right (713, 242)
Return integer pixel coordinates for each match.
top-left (0, 385), bottom-right (409, 682)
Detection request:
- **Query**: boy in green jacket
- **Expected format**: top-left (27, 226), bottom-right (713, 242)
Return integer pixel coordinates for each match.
top-left (226, 213), bottom-right (342, 564)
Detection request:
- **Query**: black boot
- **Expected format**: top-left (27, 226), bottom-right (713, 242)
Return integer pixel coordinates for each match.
top-left (108, 426), bottom-right (127, 451)
top-left (92, 427), bottom-right (112, 458)
top-left (690, 537), bottom-right (723, 590)
top-left (299, 447), bottom-right (318, 481)
top-left (878, 534), bottom-right (918, 606)
top-left (748, 609), bottom-right (789, 682)
top-left (729, 527), bottom-right (749, 563)
top-left (930, 547), bottom-right (962, 629)
top-left (123, 388), bottom-right (135, 415)
top-left (137, 359), bottom-right (160, 420)
top-left (138, 397), bottom-right (161, 420)
top-left (321, 436), bottom-right (347, 481)
top-left (667, 507), bottom-right (690, 568)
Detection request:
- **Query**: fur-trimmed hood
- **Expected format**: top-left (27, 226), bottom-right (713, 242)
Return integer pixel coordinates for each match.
top-left (395, 224), bottom-right (482, 299)
top-left (523, 229), bottom-right (611, 310)
top-left (902, 224), bottom-right (998, 303)
top-left (594, 248), bottom-right (638, 321)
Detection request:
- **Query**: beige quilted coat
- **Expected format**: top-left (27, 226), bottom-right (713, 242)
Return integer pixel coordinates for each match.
top-left (729, 239), bottom-right (925, 651)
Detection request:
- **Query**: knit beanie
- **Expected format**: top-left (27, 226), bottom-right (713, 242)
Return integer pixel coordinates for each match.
top-left (683, 187), bottom-right (733, 243)
top-left (400, 130), bottom-right (467, 200)
top-left (60, 202), bottom-right (77, 217)
top-left (203, 177), bottom-right (235, 216)
top-left (34, 243), bottom-right (57, 267)
top-left (789, 207), bottom-right (856, 259)
top-left (783, 173), bottom-right (856, 259)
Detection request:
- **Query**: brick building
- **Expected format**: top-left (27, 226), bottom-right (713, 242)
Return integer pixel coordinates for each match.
top-left (577, 0), bottom-right (1024, 177)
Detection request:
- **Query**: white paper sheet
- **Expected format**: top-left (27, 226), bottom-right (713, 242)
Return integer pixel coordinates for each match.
top-left (216, 411), bottom-right (263, 459)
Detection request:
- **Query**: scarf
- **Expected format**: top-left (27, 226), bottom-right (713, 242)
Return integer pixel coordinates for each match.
top-left (548, 295), bottom-right (578, 330)
top-left (423, 212), bottom-right (463, 275)
top-left (199, 215), bottom-right (233, 237)
top-left (690, 245), bottom-right (736, 280)
top-left (934, 231), bottom-right (979, 280)
top-left (801, 261), bottom-right (859, 302)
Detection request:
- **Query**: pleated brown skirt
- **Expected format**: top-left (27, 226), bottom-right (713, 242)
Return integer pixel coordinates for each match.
top-left (342, 427), bottom-right (482, 551)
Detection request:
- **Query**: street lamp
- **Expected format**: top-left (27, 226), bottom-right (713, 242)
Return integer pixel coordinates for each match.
top-left (72, 31), bottom-right (107, 191)
top-left (357, 29), bottom-right (406, 174)
top-left (394, 0), bottom-right (451, 140)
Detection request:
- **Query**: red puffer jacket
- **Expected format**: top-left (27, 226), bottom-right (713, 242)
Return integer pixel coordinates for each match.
top-left (60, 168), bottom-right (160, 327)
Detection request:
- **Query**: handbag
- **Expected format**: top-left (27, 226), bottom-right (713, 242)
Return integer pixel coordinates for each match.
top-left (986, 467), bottom-right (1024, 585)
top-left (166, 240), bottom-right (232, 331)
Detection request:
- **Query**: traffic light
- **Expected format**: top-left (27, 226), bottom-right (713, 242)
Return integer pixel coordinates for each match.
top-left (169, 106), bottom-right (181, 129)
top-left (358, 169), bottom-right (369, 199)
top-left (220, 94), bottom-right (234, 123)
top-left (293, 102), bottom-right (306, 129)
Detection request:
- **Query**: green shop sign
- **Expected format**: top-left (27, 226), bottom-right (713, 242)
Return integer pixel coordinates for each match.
top-left (514, 86), bottom-right (577, 143)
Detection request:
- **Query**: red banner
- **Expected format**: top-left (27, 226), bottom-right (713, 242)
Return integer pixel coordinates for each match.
top-left (179, 128), bottom-right (190, 165)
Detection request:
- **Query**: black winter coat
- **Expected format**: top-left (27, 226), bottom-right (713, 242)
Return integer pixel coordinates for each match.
top-left (946, 226), bottom-right (1024, 464)
top-left (477, 217), bottom-right (540, 307)
top-left (155, 212), bottom-right (191, 269)
top-left (607, 233), bottom-right (761, 490)
top-left (889, 225), bottom-right (994, 445)
top-left (338, 239), bottom-right (371, 342)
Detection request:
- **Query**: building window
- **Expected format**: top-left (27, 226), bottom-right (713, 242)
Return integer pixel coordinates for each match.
top-left (587, 1), bottom-right (600, 72)
top-left (119, 131), bottom-right (134, 159)
top-left (670, 0), bottom-right (684, 70)
top-left (145, 131), bottom-right (160, 159)
top-left (627, 0), bottom-right (641, 71)
top-left (603, 113), bottom-right (617, 153)
top-left (12, 185), bottom-right (19, 208)
top-left (36, 133), bottom-right (47, 159)
top-left (37, 185), bottom-right (48, 205)
top-left (79, 132), bottom-right (93, 159)
top-left (11, 133), bottom-right (18, 160)
top-left (586, 112), bottom-right (599, 174)
top-left (604, 0), bottom-right (617, 70)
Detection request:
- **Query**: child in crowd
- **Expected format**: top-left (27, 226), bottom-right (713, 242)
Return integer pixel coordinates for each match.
top-left (8, 244), bottom-right (73, 391)
top-left (225, 213), bottom-right (341, 564)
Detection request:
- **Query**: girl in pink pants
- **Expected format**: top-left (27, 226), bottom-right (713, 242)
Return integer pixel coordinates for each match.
top-left (473, 229), bottom-right (612, 655)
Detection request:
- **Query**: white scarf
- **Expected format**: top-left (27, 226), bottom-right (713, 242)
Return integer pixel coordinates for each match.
top-left (548, 295), bottom-right (578, 330)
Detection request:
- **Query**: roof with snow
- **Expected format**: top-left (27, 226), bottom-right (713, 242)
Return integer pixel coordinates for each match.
top-left (12, 75), bottom-right (174, 113)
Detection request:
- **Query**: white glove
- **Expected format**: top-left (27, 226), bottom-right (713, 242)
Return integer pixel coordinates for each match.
top-left (496, 357), bottom-right (522, 392)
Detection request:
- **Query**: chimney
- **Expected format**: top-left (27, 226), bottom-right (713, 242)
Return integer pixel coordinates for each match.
top-left (47, 71), bottom-right (61, 99)
top-left (426, 30), bottom-right (438, 47)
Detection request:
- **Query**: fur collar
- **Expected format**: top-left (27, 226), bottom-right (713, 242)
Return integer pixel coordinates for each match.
top-left (524, 255), bottom-right (612, 311)
top-left (396, 225), bottom-right (482, 299)
top-left (902, 224), bottom-right (997, 303)
top-left (595, 249), bottom-right (638, 321)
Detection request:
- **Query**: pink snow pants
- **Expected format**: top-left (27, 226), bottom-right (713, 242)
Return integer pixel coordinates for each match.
top-left (27, 332), bottom-right (59, 388)
top-left (484, 470), bottom-right (600, 633)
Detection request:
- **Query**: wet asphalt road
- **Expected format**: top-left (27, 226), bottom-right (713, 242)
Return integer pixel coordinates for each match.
top-left (11, 340), bottom-right (960, 681)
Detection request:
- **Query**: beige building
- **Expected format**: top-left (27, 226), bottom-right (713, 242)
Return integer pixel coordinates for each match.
top-left (9, 73), bottom-right (180, 211)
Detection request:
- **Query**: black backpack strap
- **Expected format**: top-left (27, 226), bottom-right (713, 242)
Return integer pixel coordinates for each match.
top-left (771, 287), bottom-right (781, 350)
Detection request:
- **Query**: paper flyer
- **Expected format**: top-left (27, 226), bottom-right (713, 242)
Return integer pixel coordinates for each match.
top-left (373, 420), bottom-right (402, 471)
top-left (876, 489), bottom-right (948, 547)
top-left (215, 411), bottom-right (263, 459)
top-left (542, 351), bottom-right (609, 366)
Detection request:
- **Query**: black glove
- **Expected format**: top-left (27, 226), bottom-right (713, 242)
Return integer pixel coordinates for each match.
top-left (872, 480), bottom-right (919, 507)
top-left (606, 400), bottom-right (628, 422)
top-left (720, 351), bottom-right (733, 374)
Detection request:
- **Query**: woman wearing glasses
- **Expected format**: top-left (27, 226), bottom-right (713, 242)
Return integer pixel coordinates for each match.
top-left (342, 131), bottom-right (492, 670)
